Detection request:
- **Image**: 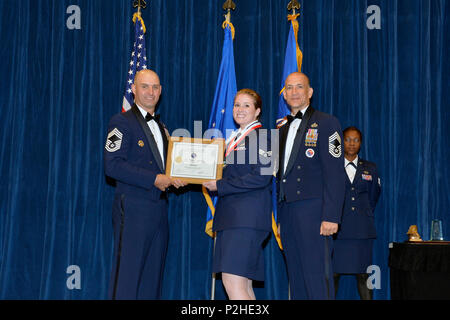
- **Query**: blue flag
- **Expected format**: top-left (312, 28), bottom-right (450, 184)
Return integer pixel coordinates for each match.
top-left (204, 23), bottom-right (238, 237)
top-left (122, 13), bottom-right (149, 112)
top-left (276, 14), bottom-right (303, 126)
top-left (272, 14), bottom-right (303, 249)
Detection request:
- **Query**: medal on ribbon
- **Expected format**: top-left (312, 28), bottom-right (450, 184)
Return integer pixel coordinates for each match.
top-left (225, 121), bottom-right (262, 157)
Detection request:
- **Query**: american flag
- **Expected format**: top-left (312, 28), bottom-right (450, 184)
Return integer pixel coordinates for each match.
top-left (122, 13), bottom-right (148, 112)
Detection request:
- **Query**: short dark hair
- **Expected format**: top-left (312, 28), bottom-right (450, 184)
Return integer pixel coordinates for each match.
top-left (343, 126), bottom-right (363, 141)
top-left (234, 89), bottom-right (262, 120)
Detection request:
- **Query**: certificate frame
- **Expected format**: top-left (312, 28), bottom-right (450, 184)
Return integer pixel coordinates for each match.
top-left (166, 137), bottom-right (225, 184)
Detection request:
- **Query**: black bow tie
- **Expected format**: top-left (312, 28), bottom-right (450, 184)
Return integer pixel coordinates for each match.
top-left (347, 162), bottom-right (357, 169)
top-left (145, 113), bottom-right (160, 123)
top-left (287, 111), bottom-right (303, 124)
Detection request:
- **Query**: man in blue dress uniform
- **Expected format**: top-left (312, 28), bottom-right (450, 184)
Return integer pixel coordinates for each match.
top-left (104, 69), bottom-right (183, 299)
top-left (277, 72), bottom-right (345, 299)
top-left (333, 126), bottom-right (381, 300)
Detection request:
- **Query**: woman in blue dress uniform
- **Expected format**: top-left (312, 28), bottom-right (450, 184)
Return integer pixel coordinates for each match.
top-left (203, 89), bottom-right (272, 300)
top-left (333, 126), bottom-right (381, 300)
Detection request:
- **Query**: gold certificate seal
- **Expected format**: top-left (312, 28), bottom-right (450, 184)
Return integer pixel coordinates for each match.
top-left (175, 156), bottom-right (183, 163)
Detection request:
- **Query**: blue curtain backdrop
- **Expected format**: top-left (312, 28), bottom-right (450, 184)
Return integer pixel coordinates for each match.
top-left (0, 0), bottom-right (448, 299)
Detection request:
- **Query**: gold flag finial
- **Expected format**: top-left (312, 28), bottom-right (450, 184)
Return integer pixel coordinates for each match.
top-left (287, 0), bottom-right (300, 15)
top-left (133, 0), bottom-right (147, 15)
top-left (223, 0), bottom-right (236, 23)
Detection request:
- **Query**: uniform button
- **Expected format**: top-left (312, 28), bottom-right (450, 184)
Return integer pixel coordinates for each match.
top-left (352, 207), bottom-right (355, 211)
top-left (297, 166), bottom-right (301, 170)
top-left (149, 161), bottom-right (153, 164)
top-left (283, 179), bottom-right (286, 183)
top-left (351, 187), bottom-right (355, 191)
top-left (352, 197), bottom-right (355, 201)
top-left (297, 178), bottom-right (301, 182)
top-left (297, 191), bottom-right (301, 195)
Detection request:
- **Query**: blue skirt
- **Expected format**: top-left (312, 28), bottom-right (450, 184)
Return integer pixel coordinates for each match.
top-left (212, 228), bottom-right (269, 281)
top-left (333, 239), bottom-right (374, 274)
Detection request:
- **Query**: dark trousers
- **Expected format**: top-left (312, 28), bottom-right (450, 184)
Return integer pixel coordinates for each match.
top-left (279, 199), bottom-right (334, 300)
top-left (108, 194), bottom-right (169, 300)
top-left (334, 273), bottom-right (373, 300)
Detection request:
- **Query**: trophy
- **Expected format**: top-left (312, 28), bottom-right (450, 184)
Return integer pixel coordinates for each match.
top-left (407, 225), bottom-right (423, 242)
top-left (430, 220), bottom-right (444, 241)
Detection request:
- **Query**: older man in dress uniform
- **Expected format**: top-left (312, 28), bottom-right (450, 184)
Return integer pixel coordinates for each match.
top-left (277, 72), bottom-right (345, 299)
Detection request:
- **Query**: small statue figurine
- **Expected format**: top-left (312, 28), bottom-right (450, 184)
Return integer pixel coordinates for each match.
top-left (407, 225), bottom-right (423, 242)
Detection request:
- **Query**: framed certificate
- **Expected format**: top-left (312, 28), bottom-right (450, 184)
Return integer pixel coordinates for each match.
top-left (166, 137), bottom-right (225, 184)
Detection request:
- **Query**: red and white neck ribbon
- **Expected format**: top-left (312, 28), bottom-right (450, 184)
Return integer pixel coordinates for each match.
top-left (225, 121), bottom-right (262, 157)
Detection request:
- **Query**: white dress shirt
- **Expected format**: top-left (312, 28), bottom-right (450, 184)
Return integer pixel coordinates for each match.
top-left (136, 104), bottom-right (165, 169)
top-left (344, 156), bottom-right (358, 184)
top-left (283, 107), bottom-right (308, 175)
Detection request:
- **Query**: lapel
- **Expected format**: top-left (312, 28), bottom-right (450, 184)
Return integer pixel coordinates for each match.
top-left (131, 104), bottom-right (165, 173)
top-left (283, 106), bottom-right (315, 178)
top-left (353, 159), bottom-right (364, 185)
top-left (156, 119), bottom-right (168, 161)
top-left (278, 124), bottom-right (289, 179)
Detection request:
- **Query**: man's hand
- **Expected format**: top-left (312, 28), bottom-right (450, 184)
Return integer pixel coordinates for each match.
top-left (320, 221), bottom-right (338, 236)
top-left (154, 174), bottom-right (172, 191)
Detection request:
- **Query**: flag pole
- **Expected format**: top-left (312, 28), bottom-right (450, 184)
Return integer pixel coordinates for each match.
top-left (211, 236), bottom-right (217, 300)
top-left (284, 0), bottom-right (301, 301)
top-left (210, 0), bottom-right (236, 301)
top-left (287, 2), bottom-right (299, 302)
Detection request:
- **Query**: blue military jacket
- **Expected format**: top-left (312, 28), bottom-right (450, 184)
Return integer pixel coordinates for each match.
top-left (104, 104), bottom-right (168, 200)
top-left (277, 106), bottom-right (346, 224)
top-left (213, 127), bottom-right (273, 232)
top-left (335, 158), bottom-right (381, 239)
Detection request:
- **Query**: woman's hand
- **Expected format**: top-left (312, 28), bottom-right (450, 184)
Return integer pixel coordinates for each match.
top-left (202, 180), bottom-right (218, 192)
